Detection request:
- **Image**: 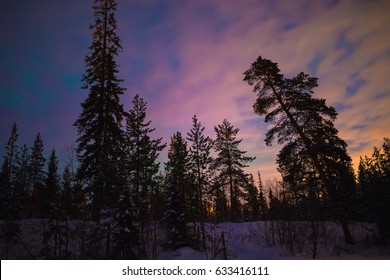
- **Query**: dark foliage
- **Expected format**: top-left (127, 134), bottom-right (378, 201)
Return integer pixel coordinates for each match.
top-left (358, 138), bottom-right (390, 243)
top-left (213, 119), bottom-right (255, 222)
top-left (163, 132), bottom-right (189, 249)
top-left (73, 0), bottom-right (126, 219)
top-left (244, 56), bottom-right (356, 244)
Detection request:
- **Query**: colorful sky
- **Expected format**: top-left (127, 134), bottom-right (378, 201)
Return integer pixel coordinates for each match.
top-left (1, 0), bottom-right (390, 182)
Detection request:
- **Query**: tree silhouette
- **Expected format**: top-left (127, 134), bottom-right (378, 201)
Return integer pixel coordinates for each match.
top-left (0, 122), bottom-right (19, 220)
top-left (244, 56), bottom-right (355, 244)
top-left (73, 0), bottom-right (125, 220)
top-left (213, 119), bottom-right (255, 222)
top-left (29, 133), bottom-right (46, 218)
top-left (186, 115), bottom-right (213, 248)
top-left (163, 132), bottom-right (189, 249)
top-left (358, 138), bottom-right (390, 243)
top-left (0, 122), bottom-right (20, 259)
top-left (124, 94), bottom-right (166, 230)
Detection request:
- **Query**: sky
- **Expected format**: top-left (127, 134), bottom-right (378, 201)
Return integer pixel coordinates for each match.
top-left (1, 0), bottom-right (390, 182)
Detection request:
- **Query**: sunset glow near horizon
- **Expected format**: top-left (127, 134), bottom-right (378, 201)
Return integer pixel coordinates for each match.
top-left (1, 0), bottom-right (390, 183)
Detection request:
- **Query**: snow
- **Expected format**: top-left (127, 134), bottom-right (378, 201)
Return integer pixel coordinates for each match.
top-left (1, 219), bottom-right (389, 259)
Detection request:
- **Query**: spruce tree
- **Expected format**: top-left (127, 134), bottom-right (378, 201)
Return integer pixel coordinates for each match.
top-left (257, 171), bottom-right (268, 220)
top-left (213, 119), bottom-right (255, 222)
top-left (0, 122), bottom-right (21, 259)
top-left (0, 122), bottom-right (19, 220)
top-left (112, 180), bottom-right (144, 259)
top-left (60, 164), bottom-right (73, 258)
top-left (244, 174), bottom-right (260, 221)
top-left (44, 149), bottom-right (61, 217)
top-left (73, 0), bottom-right (126, 220)
top-left (124, 94), bottom-right (166, 229)
top-left (14, 144), bottom-right (30, 218)
top-left (212, 177), bottom-right (228, 222)
top-left (29, 133), bottom-right (46, 218)
top-left (268, 188), bottom-right (281, 220)
top-left (61, 165), bottom-right (74, 218)
top-left (42, 149), bottom-right (64, 259)
top-left (243, 56), bottom-right (355, 244)
top-left (163, 132), bottom-right (189, 249)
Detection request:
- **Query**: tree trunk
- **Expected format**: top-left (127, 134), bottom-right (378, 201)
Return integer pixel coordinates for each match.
top-left (270, 84), bottom-right (353, 245)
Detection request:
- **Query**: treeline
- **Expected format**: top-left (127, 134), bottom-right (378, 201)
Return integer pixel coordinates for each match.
top-left (1, 119), bottom-right (389, 259)
top-left (0, 111), bottom-right (261, 257)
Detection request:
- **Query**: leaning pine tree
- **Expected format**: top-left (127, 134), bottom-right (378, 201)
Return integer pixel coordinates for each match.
top-left (243, 56), bottom-right (356, 245)
top-left (73, 0), bottom-right (126, 221)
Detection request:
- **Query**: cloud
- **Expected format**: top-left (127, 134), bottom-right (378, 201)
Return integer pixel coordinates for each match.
top-left (118, 0), bottom-right (390, 180)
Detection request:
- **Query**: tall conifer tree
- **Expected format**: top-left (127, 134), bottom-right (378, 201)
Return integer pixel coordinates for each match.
top-left (29, 133), bottom-right (46, 218)
top-left (163, 132), bottom-right (189, 249)
top-left (44, 149), bottom-right (60, 217)
top-left (14, 144), bottom-right (30, 218)
top-left (124, 94), bottom-right (166, 228)
top-left (0, 122), bottom-right (21, 259)
top-left (257, 171), bottom-right (268, 220)
top-left (186, 115), bottom-right (213, 249)
top-left (0, 122), bottom-right (19, 220)
top-left (74, 0), bottom-right (126, 219)
top-left (186, 115), bottom-right (213, 214)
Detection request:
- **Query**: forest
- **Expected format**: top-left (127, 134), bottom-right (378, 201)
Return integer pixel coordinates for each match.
top-left (1, 0), bottom-right (389, 260)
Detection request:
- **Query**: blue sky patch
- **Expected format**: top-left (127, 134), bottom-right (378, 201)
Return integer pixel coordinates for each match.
top-left (346, 78), bottom-right (366, 97)
top-left (307, 53), bottom-right (325, 76)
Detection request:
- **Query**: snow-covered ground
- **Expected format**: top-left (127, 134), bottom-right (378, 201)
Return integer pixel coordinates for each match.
top-left (1, 220), bottom-right (389, 259)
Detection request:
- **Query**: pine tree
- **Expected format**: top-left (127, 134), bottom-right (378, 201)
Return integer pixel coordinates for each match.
top-left (29, 133), bottom-right (46, 218)
top-left (213, 119), bottom-right (255, 222)
top-left (124, 94), bottom-right (166, 229)
top-left (163, 132), bottom-right (189, 249)
top-left (73, 0), bottom-right (126, 220)
top-left (243, 56), bottom-right (355, 244)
